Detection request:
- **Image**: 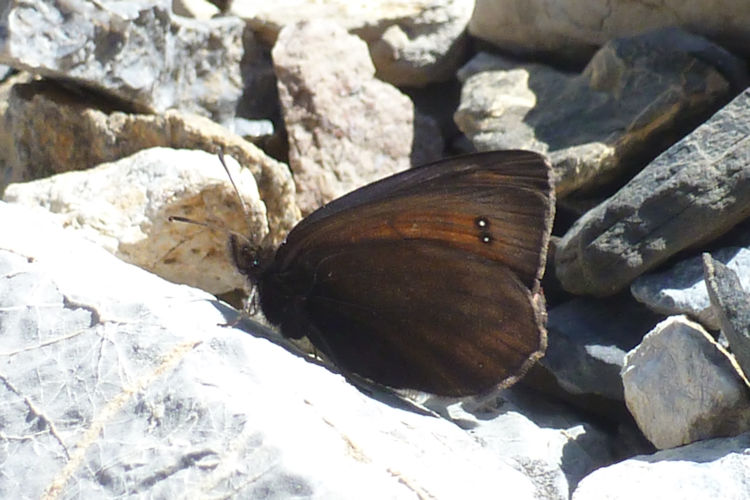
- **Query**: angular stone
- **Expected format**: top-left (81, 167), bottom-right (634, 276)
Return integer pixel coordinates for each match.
top-left (441, 390), bottom-right (625, 499)
top-left (231, 0), bottom-right (474, 87)
top-left (704, 253), bottom-right (750, 380)
top-left (3, 148), bottom-right (266, 295)
top-left (631, 247), bottom-right (750, 330)
top-left (172, 0), bottom-right (220, 19)
top-left (556, 88), bottom-right (750, 296)
top-left (0, 0), bottom-right (245, 124)
top-left (541, 295), bottom-right (664, 403)
top-left (621, 316), bottom-right (750, 450)
top-left (455, 28), bottom-right (742, 197)
top-left (0, 200), bottom-right (542, 498)
top-left (470, 0), bottom-right (750, 64)
top-left (0, 81), bottom-right (299, 245)
top-left (572, 432), bottom-right (750, 500)
top-left (272, 20), bottom-right (442, 214)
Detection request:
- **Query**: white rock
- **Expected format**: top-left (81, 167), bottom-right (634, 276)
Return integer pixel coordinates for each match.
top-left (3, 147), bottom-right (266, 295)
top-left (0, 200), bottom-right (539, 498)
top-left (621, 316), bottom-right (750, 449)
top-left (438, 393), bottom-right (619, 500)
top-left (573, 431), bottom-right (750, 500)
top-left (631, 247), bottom-right (750, 330)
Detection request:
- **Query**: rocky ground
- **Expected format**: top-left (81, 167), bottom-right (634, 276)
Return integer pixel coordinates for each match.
top-left (1, 1), bottom-right (749, 499)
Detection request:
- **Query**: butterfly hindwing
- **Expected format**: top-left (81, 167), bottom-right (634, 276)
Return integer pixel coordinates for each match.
top-left (293, 240), bottom-right (547, 396)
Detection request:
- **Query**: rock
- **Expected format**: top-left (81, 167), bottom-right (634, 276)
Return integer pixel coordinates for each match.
top-left (172, 0), bottom-right (220, 19)
top-left (231, 117), bottom-right (275, 143)
top-left (3, 148), bottom-right (268, 295)
top-left (231, 0), bottom-right (474, 87)
top-left (235, 26), bottom-right (284, 148)
top-left (572, 431), bottom-right (750, 500)
top-left (540, 295), bottom-right (664, 404)
top-left (631, 247), bottom-right (750, 330)
top-left (434, 390), bottom-right (622, 500)
top-left (272, 20), bottom-right (442, 214)
top-left (0, 0), bottom-right (245, 124)
top-left (469, 0), bottom-right (750, 64)
top-left (0, 64), bottom-right (12, 80)
top-left (0, 199), bottom-right (545, 498)
top-left (454, 28), bottom-right (743, 197)
top-left (704, 253), bottom-right (750, 380)
top-left (555, 88), bottom-right (750, 296)
top-left (621, 316), bottom-right (750, 450)
top-left (0, 81), bottom-right (299, 244)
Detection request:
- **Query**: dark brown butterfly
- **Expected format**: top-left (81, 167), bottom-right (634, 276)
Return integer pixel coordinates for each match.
top-left (230, 150), bottom-right (555, 397)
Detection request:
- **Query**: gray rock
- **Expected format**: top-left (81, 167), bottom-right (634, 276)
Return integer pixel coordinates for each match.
top-left (172, 0), bottom-right (220, 19)
top-left (572, 431), bottom-right (750, 500)
top-left (469, 0), bottom-right (750, 64)
top-left (439, 390), bottom-right (622, 500)
top-left (455, 28), bottom-right (742, 197)
top-left (0, 200), bottom-right (541, 498)
top-left (704, 253), bottom-right (750, 380)
top-left (231, 117), bottom-right (275, 141)
top-left (556, 88), bottom-right (750, 296)
top-left (541, 296), bottom-right (663, 403)
top-left (0, 64), bottom-right (12, 80)
top-left (3, 148), bottom-right (266, 295)
top-left (231, 0), bottom-right (474, 87)
top-left (621, 316), bottom-right (750, 450)
top-left (0, 82), bottom-right (299, 244)
top-left (0, 0), bottom-right (245, 124)
top-left (631, 247), bottom-right (750, 330)
top-left (272, 20), bottom-right (442, 214)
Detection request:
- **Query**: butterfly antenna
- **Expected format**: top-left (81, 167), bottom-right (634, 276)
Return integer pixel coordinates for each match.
top-left (217, 149), bottom-right (254, 238)
top-left (167, 215), bottom-right (252, 245)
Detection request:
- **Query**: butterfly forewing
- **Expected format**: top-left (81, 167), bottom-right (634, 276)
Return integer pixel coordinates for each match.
top-left (275, 151), bottom-right (554, 288)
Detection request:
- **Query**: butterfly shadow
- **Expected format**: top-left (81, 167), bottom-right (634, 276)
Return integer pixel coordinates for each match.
top-left (208, 298), bottom-right (441, 417)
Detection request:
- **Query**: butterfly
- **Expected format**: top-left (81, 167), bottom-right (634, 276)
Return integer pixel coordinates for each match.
top-left (229, 150), bottom-right (555, 397)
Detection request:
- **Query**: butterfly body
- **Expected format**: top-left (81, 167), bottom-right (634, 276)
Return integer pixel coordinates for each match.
top-left (231, 150), bottom-right (555, 396)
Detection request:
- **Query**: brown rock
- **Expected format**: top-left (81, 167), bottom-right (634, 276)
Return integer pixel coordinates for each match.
top-left (272, 20), bottom-right (442, 214)
top-left (0, 80), bottom-right (299, 245)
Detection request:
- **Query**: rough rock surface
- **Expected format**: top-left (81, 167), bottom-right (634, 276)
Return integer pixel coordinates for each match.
top-left (455, 29), bottom-right (741, 197)
top-left (469, 0), bottom-right (750, 63)
top-left (704, 254), bottom-right (750, 381)
top-left (0, 199), bottom-right (632, 499)
top-left (622, 316), bottom-right (750, 450)
top-left (541, 295), bottom-right (663, 403)
top-left (0, 82), bottom-right (299, 244)
top-left (0, 200), bottom-right (543, 499)
top-left (273, 20), bottom-right (442, 214)
top-left (0, 0), bottom-right (246, 124)
top-left (573, 431), bottom-right (750, 500)
top-left (3, 148), bottom-right (266, 295)
top-left (631, 247), bottom-right (750, 330)
top-left (231, 0), bottom-right (475, 86)
top-left (556, 88), bottom-right (750, 296)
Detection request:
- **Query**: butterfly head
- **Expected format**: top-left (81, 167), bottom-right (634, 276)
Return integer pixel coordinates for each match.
top-left (228, 232), bottom-right (274, 284)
